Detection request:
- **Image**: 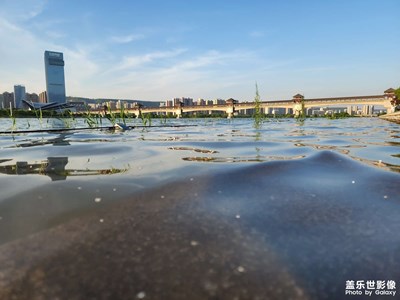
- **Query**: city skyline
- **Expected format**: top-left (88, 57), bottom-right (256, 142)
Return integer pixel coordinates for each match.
top-left (0, 0), bottom-right (399, 102)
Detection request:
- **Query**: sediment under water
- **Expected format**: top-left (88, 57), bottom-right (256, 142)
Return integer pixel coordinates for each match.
top-left (0, 117), bottom-right (399, 299)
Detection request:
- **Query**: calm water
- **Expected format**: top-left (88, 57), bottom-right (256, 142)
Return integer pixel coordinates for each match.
top-left (0, 117), bottom-right (399, 299)
top-left (1, 117), bottom-right (399, 178)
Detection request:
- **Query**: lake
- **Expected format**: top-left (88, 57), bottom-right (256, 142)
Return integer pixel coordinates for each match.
top-left (0, 117), bottom-right (399, 299)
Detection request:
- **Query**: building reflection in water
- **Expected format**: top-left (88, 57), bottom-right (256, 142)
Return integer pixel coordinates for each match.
top-left (0, 157), bottom-right (127, 181)
top-left (15, 133), bottom-right (71, 148)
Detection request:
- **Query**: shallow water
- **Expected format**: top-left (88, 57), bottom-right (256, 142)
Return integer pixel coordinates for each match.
top-left (0, 117), bottom-right (399, 299)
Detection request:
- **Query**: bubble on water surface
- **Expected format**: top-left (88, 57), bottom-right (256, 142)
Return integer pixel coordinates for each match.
top-left (136, 291), bottom-right (146, 299)
top-left (237, 266), bottom-right (245, 273)
top-left (94, 197), bottom-right (102, 203)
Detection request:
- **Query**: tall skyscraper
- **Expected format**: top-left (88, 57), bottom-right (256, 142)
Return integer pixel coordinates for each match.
top-left (44, 50), bottom-right (66, 104)
top-left (13, 85), bottom-right (26, 108)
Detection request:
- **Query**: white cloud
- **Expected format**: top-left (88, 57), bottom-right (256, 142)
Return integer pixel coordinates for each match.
top-left (0, 0), bottom-right (47, 21)
top-left (100, 49), bottom-right (260, 100)
top-left (63, 47), bottom-right (102, 96)
top-left (110, 34), bottom-right (145, 44)
top-left (0, 18), bottom-right (47, 92)
top-left (31, 18), bottom-right (69, 40)
top-left (27, 0), bottom-right (47, 19)
top-left (0, 2), bottom-right (277, 100)
top-left (168, 50), bottom-right (255, 72)
top-left (0, 14), bottom-right (101, 96)
top-left (111, 48), bottom-right (187, 72)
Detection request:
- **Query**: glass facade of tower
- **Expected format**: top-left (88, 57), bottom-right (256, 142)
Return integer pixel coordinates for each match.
top-left (14, 85), bottom-right (26, 108)
top-left (44, 51), bottom-right (66, 104)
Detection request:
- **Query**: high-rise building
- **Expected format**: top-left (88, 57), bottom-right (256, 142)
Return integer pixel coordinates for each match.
top-left (14, 85), bottom-right (26, 108)
top-left (165, 100), bottom-right (173, 107)
top-left (26, 93), bottom-right (40, 103)
top-left (2, 92), bottom-right (14, 109)
top-left (213, 98), bottom-right (226, 105)
top-left (39, 91), bottom-right (48, 103)
top-left (196, 98), bottom-right (206, 106)
top-left (44, 50), bottom-right (66, 104)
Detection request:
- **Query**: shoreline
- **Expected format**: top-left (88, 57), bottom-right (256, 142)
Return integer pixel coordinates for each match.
top-left (379, 111), bottom-right (400, 123)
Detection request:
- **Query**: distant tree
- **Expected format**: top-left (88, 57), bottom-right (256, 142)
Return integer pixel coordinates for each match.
top-left (395, 87), bottom-right (400, 99)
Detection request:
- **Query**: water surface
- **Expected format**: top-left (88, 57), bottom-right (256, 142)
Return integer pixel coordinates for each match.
top-left (0, 117), bottom-right (399, 299)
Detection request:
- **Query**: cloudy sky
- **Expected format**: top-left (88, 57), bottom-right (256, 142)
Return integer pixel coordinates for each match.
top-left (0, 0), bottom-right (399, 102)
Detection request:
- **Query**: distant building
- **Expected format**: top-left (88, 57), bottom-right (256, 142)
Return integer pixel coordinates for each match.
top-left (44, 50), bottom-right (66, 104)
top-left (172, 98), bottom-right (181, 106)
top-left (172, 97), bottom-right (193, 106)
top-left (108, 101), bottom-right (117, 109)
top-left (182, 97), bottom-right (194, 106)
top-left (13, 85), bottom-right (26, 108)
top-left (347, 105), bottom-right (358, 116)
top-left (362, 105), bottom-right (374, 116)
top-left (39, 91), bottom-right (48, 103)
top-left (2, 92), bottom-right (14, 109)
top-left (213, 99), bottom-right (225, 105)
top-left (68, 101), bottom-right (86, 111)
top-left (25, 93), bottom-right (40, 108)
top-left (164, 100), bottom-right (173, 107)
top-left (196, 98), bottom-right (206, 106)
top-left (225, 98), bottom-right (238, 105)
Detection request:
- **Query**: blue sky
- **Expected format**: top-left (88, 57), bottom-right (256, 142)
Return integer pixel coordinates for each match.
top-left (0, 0), bottom-right (399, 101)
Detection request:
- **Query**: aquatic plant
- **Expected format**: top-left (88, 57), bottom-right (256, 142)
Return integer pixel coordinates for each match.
top-left (56, 109), bottom-right (76, 128)
top-left (106, 105), bottom-right (117, 126)
top-left (253, 82), bottom-right (264, 128)
top-left (161, 114), bottom-right (168, 124)
top-left (119, 102), bottom-right (127, 125)
top-left (140, 113), bottom-right (152, 127)
top-left (6, 107), bottom-right (17, 131)
top-left (30, 105), bottom-right (44, 130)
top-left (84, 105), bottom-right (99, 128)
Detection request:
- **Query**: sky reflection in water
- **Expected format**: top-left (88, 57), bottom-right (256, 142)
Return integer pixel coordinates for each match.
top-left (0, 117), bottom-right (399, 180)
